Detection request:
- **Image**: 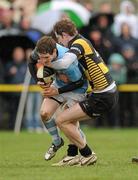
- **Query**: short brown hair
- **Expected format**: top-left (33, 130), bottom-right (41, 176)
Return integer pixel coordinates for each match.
top-left (36, 36), bottom-right (56, 54)
top-left (53, 18), bottom-right (77, 36)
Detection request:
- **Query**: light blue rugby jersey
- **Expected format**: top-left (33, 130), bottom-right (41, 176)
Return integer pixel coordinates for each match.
top-left (52, 44), bottom-right (88, 93)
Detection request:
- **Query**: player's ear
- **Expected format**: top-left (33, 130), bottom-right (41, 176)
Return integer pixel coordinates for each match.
top-left (53, 48), bottom-right (57, 53)
top-left (53, 48), bottom-right (57, 56)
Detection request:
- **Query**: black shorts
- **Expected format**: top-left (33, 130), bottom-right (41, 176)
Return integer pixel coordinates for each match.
top-left (79, 88), bottom-right (118, 118)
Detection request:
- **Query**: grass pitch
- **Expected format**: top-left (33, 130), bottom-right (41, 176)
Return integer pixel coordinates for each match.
top-left (0, 128), bottom-right (138, 180)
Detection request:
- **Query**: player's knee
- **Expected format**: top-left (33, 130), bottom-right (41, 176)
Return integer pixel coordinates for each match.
top-left (40, 110), bottom-right (50, 122)
top-left (55, 115), bottom-right (64, 128)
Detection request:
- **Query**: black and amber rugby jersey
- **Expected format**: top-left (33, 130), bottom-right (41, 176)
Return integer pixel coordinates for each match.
top-left (68, 34), bottom-right (113, 91)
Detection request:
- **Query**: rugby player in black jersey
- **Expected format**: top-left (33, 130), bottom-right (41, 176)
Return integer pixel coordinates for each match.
top-left (41, 19), bottom-right (118, 166)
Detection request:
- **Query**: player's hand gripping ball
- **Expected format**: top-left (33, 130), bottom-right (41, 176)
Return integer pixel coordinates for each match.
top-left (37, 65), bottom-right (55, 85)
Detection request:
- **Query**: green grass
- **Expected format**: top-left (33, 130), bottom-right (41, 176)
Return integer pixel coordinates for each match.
top-left (0, 128), bottom-right (138, 180)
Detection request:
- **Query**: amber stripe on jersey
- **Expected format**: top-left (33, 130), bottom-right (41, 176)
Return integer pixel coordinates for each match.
top-left (72, 39), bottom-right (93, 55)
top-left (72, 38), bottom-right (112, 91)
top-left (86, 58), bottom-right (108, 90)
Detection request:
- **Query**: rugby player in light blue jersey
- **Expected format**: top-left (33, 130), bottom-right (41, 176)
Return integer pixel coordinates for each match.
top-left (28, 36), bottom-right (88, 163)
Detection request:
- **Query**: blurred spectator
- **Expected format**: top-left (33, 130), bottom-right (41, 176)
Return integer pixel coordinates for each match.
top-left (79, 0), bottom-right (94, 38)
top-left (121, 45), bottom-right (138, 83)
top-left (0, 0), bottom-right (10, 25)
top-left (121, 45), bottom-right (138, 126)
top-left (24, 86), bottom-right (43, 133)
top-left (24, 49), bottom-right (43, 133)
top-left (5, 47), bottom-right (27, 129)
top-left (19, 16), bottom-right (43, 43)
top-left (108, 53), bottom-right (127, 85)
top-left (89, 12), bottom-right (114, 39)
top-left (113, 0), bottom-right (138, 38)
top-left (87, 26), bottom-right (113, 63)
top-left (107, 53), bottom-right (127, 127)
top-left (80, 10), bottom-right (115, 63)
top-left (99, 1), bottom-right (112, 13)
top-left (114, 23), bottom-right (138, 54)
top-left (0, 5), bottom-right (20, 36)
top-left (13, 0), bottom-right (38, 20)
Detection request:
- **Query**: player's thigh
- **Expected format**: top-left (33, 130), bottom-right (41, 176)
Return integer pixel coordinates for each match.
top-left (40, 98), bottom-right (60, 115)
top-left (62, 92), bottom-right (85, 107)
top-left (56, 103), bottom-right (88, 124)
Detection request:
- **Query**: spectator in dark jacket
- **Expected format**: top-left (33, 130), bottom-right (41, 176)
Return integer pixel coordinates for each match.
top-left (5, 47), bottom-right (27, 129)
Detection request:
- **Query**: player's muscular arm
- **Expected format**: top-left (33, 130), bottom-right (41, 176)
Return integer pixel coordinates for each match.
top-left (51, 42), bottom-right (84, 70)
top-left (51, 52), bottom-right (77, 70)
top-left (28, 48), bottom-right (39, 83)
top-left (42, 77), bottom-right (84, 97)
top-left (58, 77), bottom-right (84, 94)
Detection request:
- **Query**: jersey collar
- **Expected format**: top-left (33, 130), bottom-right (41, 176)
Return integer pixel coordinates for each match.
top-left (68, 34), bottom-right (81, 48)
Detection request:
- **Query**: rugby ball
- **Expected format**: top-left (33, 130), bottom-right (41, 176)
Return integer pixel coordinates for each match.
top-left (37, 65), bottom-right (55, 84)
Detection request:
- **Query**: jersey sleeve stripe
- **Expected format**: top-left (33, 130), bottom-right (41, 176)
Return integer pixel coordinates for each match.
top-left (72, 39), bottom-right (93, 55)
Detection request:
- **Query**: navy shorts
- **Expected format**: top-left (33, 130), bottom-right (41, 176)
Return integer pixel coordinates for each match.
top-left (79, 88), bottom-right (118, 118)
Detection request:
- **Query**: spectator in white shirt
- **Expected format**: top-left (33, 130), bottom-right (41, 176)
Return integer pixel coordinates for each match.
top-left (114, 0), bottom-right (138, 38)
